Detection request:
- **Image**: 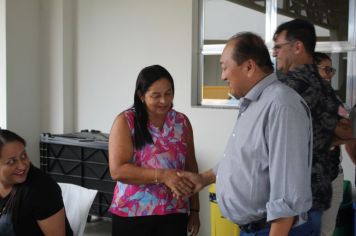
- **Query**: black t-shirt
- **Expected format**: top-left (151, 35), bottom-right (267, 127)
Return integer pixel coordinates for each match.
top-left (0, 166), bottom-right (73, 236)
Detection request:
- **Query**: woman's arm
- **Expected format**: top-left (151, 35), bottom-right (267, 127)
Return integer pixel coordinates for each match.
top-left (184, 118), bottom-right (199, 208)
top-left (109, 114), bottom-right (193, 195)
top-left (184, 118), bottom-right (200, 236)
top-left (37, 208), bottom-right (66, 236)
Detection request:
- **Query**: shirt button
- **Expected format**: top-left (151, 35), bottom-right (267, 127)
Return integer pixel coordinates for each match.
top-left (223, 153), bottom-right (226, 157)
top-left (232, 133), bottom-right (235, 137)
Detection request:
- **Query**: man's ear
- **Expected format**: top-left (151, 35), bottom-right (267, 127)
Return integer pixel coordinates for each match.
top-left (294, 41), bottom-right (304, 55)
top-left (245, 59), bottom-right (256, 77)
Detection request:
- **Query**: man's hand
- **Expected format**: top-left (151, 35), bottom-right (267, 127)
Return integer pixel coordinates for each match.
top-left (333, 118), bottom-right (354, 146)
top-left (177, 171), bottom-right (205, 195)
top-left (335, 118), bottom-right (353, 139)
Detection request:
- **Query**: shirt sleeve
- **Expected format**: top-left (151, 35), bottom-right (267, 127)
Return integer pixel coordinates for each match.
top-left (266, 101), bottom-right (313, 222)
top-left (30, 172), bottom-right (64, 220)
top-left (283, 77), bottom-right (339, 134)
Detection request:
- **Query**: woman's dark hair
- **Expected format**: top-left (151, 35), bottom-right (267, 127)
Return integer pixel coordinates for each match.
top-left (133, 65), bottom-right (174, 149)
top-left (313, 52), bottom-right (331, 66)
top-left (0, 129), bottom-right (28, 223)
top-left (0, 129), bottom-right (26, 150)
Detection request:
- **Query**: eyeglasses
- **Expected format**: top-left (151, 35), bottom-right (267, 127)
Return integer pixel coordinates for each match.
top-left (318, 66), bottom-right (336, 75)
top-left (272, 42), bottom-right (292, 51)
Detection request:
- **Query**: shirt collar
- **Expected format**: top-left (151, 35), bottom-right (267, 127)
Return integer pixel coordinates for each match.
top-left (242, 72), bottom-right (277, 103)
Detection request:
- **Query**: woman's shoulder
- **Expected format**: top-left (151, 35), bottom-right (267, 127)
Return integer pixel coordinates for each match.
top-left (119, 108), bottom-right (135, 121)
top-left (115, 108), bottom-right (135, 129)
top-left (27, 166), bottom-right (60, 192)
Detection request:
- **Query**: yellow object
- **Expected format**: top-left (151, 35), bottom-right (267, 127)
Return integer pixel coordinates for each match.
top-left (209, 184), bottom-right (240, 236)
top-left (203, 86), bottom-right (230, 99)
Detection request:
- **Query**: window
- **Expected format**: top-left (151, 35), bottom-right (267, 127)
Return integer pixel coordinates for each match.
top-left (193, 0), bottom-right (356, 108)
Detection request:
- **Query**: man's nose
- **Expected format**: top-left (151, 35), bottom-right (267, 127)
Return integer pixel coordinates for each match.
top-left (221, 73), bottom-right (226, 81)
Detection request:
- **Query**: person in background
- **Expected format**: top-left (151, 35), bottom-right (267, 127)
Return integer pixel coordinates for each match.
top-left (314, 53), bottom-right (336, 84)
top-left (314, 52), bottom-right (356, 236)
top-left (0, 129), bottom-right (73, 236)
top-left (272, 19), bottom-right (342, 236)
top-left (178, 32), bottom-right (313, 236)
top-left (108, 65), bottom-right (200, 236)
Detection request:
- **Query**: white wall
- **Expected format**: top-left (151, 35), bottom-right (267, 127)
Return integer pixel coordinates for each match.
top-left (40, 0), bottom-right (75, 133)
top-left (6, 0), bottom-right (42, 166)
top-left (5, 1), bottom-right (356, 236)
top-left (75, 2), bottom-right (235, 235)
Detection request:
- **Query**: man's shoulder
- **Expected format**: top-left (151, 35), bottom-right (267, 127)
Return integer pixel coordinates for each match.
top-left (266, 79), bottom-right (303, 100)
top-left (262, 80), bottom-right (307, 111)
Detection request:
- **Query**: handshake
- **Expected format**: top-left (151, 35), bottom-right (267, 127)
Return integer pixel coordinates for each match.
top-left (162, 170), bottom-right (213, 199)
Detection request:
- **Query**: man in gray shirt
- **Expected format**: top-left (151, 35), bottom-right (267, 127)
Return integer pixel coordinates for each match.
top-left (178, 32), bottom-right (313, 235)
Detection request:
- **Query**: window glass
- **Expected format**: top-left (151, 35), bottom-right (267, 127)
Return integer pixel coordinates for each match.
top-left (202, 0), bottom-right (266, 102)
top-left (204, 0), bottom-right (266, 42)
top-left (277, 0), bottom-right (349, 41)
top-left (325, 53), bottom-right (348, 103)
top-left (195, 0), bottom-right (355, 107)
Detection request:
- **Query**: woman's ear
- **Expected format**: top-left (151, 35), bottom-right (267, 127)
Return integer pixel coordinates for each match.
top-left (137, 91), bottom-right (144, 102)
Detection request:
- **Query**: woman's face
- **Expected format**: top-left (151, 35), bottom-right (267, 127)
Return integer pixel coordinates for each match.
top-left (318, 59), bottom-right (335, 83)
top-left (0, 141), bottom-right (30, 188)
top-left (141, 78), bottom-right (174, 117)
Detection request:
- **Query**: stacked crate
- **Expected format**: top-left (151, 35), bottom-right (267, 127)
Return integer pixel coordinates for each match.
top-left (40, 130), bottom-right (114, 217)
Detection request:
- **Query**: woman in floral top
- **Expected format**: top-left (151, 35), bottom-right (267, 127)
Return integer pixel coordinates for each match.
top-left (109, 65), bottom-right (200, 236)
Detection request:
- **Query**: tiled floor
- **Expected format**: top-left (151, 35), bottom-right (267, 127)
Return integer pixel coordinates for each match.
top-left (84, 218), bottom-right (112, 236)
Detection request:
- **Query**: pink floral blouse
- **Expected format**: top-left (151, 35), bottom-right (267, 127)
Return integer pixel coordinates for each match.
top-left (109, 108), bottom-right (190, 217)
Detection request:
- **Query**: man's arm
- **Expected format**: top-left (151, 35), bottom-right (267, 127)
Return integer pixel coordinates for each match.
top-left (266, 101), bottom-right (312, 231)
top-left (269, 217), bottom-right (295, 236)
top-left (333, 118), bottom-right (353, 146)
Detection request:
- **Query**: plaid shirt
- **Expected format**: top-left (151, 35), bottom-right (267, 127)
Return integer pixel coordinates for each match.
top-left (278, 64), bottom-right (341, 211)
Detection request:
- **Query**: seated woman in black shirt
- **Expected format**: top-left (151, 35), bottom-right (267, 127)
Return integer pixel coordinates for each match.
top-left (0, 129), bottom-right (73, 236)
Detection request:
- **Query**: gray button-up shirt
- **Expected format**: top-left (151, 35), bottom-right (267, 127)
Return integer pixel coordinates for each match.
top-left (213, 73), bottom-right (313, 225)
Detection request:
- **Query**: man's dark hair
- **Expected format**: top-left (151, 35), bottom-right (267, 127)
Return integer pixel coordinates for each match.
top-left (273, 18), bottom-right (316, 55)
top-left (230, 32), bottom-right (274, 73)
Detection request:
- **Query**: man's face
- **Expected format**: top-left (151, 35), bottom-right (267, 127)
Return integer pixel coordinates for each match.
top-left (220, 41), bottom-right (248, 98)
top-left (272, 30), bottom-right (295, 73)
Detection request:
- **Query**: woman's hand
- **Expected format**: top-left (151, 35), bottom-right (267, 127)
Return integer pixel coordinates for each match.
top-left (187, 211), bottom-right (200, 236)
top-left (159, 169), bottom-right (194, 198)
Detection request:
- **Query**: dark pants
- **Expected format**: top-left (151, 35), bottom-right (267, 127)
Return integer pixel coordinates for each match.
top-left (309, 210), bottom-right (322, 236)
top-left (240, 220), bottom-right (314, 236)
top-left (112, 213), bottom-right (188, 236)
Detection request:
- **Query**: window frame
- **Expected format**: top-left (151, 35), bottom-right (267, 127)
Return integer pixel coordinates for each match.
top-left (192, 0), bottom-right (356, 108)
top-left (0, 0), bottom-right (6, 128)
